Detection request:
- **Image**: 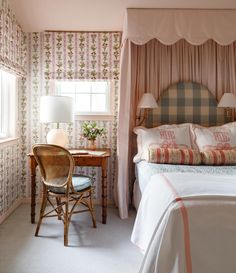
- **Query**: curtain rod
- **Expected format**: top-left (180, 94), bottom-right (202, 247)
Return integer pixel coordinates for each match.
top-left (45, 30), bottom-right (122, 33)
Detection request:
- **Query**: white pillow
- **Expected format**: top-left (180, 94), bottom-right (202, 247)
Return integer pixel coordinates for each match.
top-left (133, 124), bottom-right (193, 162)
top-left (191, 122), bottom-right (236, 152)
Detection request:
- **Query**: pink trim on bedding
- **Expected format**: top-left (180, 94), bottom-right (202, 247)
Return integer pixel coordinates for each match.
top-left (160, 174), bottom-right (193, 273)
top-left (189, 149), bottom-right (193, 165)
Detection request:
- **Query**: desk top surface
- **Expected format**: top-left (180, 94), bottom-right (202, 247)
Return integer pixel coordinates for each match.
top-left (27, 148), bottom-right (111, 158)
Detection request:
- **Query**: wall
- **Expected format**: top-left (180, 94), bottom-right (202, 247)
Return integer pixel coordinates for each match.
top-left (22, 32), bottom-right (121, 202)
top-left (0, 0), bottom-right (121, 222)
top-left (0, 0), bottom-right (25, 222)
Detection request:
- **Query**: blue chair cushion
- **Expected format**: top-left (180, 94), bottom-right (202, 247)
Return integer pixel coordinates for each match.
top-left (72, 175), bottom-right (92, 191)
top-left (49, 175), bottom-right (92, 194)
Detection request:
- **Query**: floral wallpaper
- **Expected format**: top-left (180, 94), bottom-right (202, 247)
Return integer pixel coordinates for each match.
top-left (22, 31), bottom-right (121, 202)
top-left (0, 0), bottom-right (25, 221)
top-left (0, 0), bottom-right (25, 76)
top-left (0, 0), bottom-right (121, 220)
top-left (0, 142), bottom-right (20, 217)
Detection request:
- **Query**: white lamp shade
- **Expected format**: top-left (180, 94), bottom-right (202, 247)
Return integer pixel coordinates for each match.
top-left (218, 93), bottom-right (236, 108)
top-left (138, 93), bottom-right (158, 108)
top-left (40, 96), bottom-right (74, 123)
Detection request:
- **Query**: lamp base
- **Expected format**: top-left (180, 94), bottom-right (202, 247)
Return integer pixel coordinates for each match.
top-left (224, 108), bottom-right (234, 123)
top-left (46, 129), bottom-right (68, 147)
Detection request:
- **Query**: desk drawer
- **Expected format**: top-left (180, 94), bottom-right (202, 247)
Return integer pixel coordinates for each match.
top-left (74, 157), bottom-right (102, 166)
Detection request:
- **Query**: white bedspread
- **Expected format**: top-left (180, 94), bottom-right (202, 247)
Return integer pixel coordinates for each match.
top-left (131, 172), bottom-right (236, 273)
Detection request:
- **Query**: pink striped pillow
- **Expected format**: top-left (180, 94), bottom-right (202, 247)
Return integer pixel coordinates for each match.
top-left (148, 147), bottom-right (201, 165)
top-left (201, 149), bottom-right (236, 165)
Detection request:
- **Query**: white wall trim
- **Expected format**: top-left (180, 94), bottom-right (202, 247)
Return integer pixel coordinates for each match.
top-left (0, 199), bottom-right (22, 224)
top-left (0, 197), bottom-right (115, 225)
top-left (0, 137), bottom-right (19, 148)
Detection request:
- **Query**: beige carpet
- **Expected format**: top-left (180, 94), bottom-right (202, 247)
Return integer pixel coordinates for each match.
top-left (0, 204), bottom-right (143, 273)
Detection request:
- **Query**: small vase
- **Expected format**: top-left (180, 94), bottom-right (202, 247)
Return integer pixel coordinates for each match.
top-left (88, 139), bottom-right (96, 150)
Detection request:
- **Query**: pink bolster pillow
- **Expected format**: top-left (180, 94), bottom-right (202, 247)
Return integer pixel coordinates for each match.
top-left (148, 147), bottom-right (201, 165)
top-left (201, 149), bottom-right (236, 165)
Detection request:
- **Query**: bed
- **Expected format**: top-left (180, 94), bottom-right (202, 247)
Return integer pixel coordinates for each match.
top-left (131, 82), bottom-right (236, 273)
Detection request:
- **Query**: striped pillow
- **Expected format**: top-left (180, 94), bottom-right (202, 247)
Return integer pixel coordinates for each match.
top-left (201, 149), bottom-right (236, 165)
top-left (148, 147), bottom-right (201, 165)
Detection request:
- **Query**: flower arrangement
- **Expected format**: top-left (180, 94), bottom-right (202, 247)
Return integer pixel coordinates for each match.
top-left (81, 121), bottom-right (105, 141)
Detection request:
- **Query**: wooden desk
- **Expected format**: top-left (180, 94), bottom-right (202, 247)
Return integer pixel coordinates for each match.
top-left (27, 148), bottom-right (111, 224)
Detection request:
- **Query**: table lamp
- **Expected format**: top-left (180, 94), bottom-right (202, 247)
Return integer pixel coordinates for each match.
top-left (136, 93), bottom-right (158, 126)
top-left (40, 95), bottom-right (74, 147)
top-left (217, 93), bottom-right (236, 122)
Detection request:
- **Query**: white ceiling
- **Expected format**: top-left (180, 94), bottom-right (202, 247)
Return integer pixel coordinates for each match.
top-left (8, 0), bottom-right (236, 32)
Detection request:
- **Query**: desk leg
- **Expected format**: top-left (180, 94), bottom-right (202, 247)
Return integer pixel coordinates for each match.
top-left (30, 159), bottom-right (37, 224)
top-left (101, 159), bottom-right (108, 224)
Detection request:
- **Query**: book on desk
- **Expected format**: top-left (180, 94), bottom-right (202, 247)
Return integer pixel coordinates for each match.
top-left (69, 149), bottom-right (106, 156)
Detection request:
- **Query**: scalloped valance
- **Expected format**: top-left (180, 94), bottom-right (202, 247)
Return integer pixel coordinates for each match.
top-left (122, 9), bottom-right (236, 45)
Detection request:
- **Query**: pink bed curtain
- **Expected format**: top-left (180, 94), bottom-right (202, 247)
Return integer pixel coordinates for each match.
top-left (116, 9), bottom-right (236, 219)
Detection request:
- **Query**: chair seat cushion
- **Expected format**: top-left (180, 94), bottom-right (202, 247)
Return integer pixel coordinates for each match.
top-left (72, 175), bottom-right (92, 191)
top-left (49, 175), bottom-right (92, 194)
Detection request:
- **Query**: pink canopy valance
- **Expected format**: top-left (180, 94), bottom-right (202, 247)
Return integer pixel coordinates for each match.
top-left (122, 9), bottom-right (236, 45)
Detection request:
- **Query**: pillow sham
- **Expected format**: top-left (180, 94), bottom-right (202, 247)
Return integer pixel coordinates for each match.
top-left (133, 124), bottom-right (193, 162)
top-left (148, 147), bottom-right (201, 165)
top-left (191, 122), bottom-right (236, 152)
top-left (201, 149), bottom-right (236, 165)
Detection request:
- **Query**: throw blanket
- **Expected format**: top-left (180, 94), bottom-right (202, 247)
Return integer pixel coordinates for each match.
top-left (131, 173), bottom-right (236, 273)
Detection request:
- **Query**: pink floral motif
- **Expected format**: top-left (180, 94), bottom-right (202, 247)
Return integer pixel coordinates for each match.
top-left (215, 143), bottom-right (232, 150)
top-left (160, 141), bottom-right (189, 149)
top-left (160, 141), bottom-right (179, 148)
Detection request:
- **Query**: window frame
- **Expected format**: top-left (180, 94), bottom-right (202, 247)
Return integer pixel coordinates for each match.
top-left (0, 69), bottom-right (18, 141)
top-left (55, 79), bottom-right (114, 119)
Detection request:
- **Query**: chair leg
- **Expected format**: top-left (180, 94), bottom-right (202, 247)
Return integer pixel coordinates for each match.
top-left (64, 198), bottom-right (69, 246)
top-left (35, 193), bottom-right (47, 236)
top-left (89, 191), bottom-right (96, 228)
top-left (56, 197), bottom-right (62, 220)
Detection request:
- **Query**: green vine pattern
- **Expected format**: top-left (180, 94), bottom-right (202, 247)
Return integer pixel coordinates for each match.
top-left (12, 30), bottom-right (121, 214)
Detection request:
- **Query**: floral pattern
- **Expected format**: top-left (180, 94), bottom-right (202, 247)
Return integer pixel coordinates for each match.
top-left (44, 32), bottom-right (120, 80)
top-left (0, 0), bottom-right (25, 76)
top-left (0, 0), bottom-right (25, 220)
top-left (0, 142), bottom-right (21, 217)
top-left (21, 31), bottom-right (121, 202)
top-left (0, 0), bottom-right (121, 219)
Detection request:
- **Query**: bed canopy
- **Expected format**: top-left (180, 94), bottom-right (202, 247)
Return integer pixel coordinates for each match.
top-left (122, 9), bottom-right (236, 46)
top-left (116, 8), bottom-right (236, 219)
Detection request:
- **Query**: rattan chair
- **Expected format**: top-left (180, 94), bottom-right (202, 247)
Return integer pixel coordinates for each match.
top-left (33, 144), bottom-right (96, 246)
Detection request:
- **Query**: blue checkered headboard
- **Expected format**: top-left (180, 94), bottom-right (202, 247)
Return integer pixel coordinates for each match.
top-left (146, 82), bottom-right (226, 127)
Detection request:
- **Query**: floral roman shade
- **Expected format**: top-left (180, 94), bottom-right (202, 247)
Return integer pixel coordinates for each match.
top-left (0, 0), bottom-right (25, 76)
top-left (44, 32), bottom-right (120, 84)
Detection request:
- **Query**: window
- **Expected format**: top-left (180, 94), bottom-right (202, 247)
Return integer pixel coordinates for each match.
top-left (55, 80), bottom-right (113, 116)
top-left (0, 70), bottom-right (17, 139)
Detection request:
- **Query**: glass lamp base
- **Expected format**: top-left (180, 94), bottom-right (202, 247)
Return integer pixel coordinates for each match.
top-left (47, 129), bottom-right (68, 147)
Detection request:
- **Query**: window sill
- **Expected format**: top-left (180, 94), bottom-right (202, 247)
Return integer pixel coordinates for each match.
top-left (75, 115), bottom-right (115, 121)
top-left (0, 137), bottom-right (20, 148)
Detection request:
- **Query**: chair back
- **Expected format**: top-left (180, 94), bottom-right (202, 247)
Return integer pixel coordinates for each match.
top-left (33, 144), bottom-right (74, 189)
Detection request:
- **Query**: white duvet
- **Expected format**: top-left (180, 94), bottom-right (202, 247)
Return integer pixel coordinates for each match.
top-left (131, 172), bottom-right (236, 273)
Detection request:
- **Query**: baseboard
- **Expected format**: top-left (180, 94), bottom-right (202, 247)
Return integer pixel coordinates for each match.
top-left (21, 197), bottom-right (40, 203)
top-left (0, 198), bottom-right (115, 224)
top-left (0, 199), bottom-right (22, 224)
